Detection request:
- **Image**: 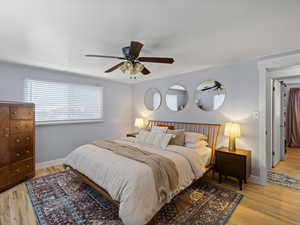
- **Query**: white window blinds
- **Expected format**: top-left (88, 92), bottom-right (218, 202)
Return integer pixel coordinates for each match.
top-left (24, 79), bottom-right (103, 123)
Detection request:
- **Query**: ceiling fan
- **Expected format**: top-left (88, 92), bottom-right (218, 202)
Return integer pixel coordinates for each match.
top-left (86, 41), bottom-right (174, 76)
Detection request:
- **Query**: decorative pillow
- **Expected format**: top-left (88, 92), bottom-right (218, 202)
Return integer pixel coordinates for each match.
top-left (159, 133), bottom-right (175, 149)
top-left (151, 125), bottom-right (168, 133)
top-left (185, 132), bottom-right (208, 144)
top-left (167, 129), bottom-right (185, 146)
top-left (185, 140), bottom-right (209, 148)
top-left (135, 130), bottom-right (174, 149)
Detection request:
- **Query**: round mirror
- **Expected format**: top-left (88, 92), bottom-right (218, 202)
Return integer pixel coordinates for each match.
top-left (166, 84), bottom-right (188, 112)
top-left (144, 88), bottom-right (162, 111)
top-left (194, 80), bottom-right (226, 111)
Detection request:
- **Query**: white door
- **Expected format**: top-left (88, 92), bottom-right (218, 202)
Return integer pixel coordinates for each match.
top-left (272, 80), bottom-right (282, 167)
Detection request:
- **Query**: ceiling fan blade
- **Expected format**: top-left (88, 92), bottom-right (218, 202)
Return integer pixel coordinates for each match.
top-left (105, 62), bottom-right (124, 73)
top-left (86, 55), bottom-right (125, 60)
top-left (138, 57), bottom-right (174, 64)
top-left (141, 66), bottom-right (150, 75)
top-left (129, 41), bottom-right (144, 59)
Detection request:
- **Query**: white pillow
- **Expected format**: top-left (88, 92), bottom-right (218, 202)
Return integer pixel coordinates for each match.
top-left (185, 132), bottom-right (208, 144)
top-left (151, 125), bottom-right (168, 133)
top-left (159, 133), bottom-right (175, 149)
top-left (135, 130), bottom-right (174, 149)
top-left (185, 140), bottom-right (209, 148)
top-left (135, 130), bottom-right (148, 143)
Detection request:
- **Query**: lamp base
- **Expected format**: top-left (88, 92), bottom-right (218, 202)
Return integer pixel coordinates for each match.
top-left (228, 136), bottom-right (236, 152)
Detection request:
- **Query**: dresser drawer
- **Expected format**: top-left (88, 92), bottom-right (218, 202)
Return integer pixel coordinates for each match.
top-left (10, 158), bottom-right (34, 177)
top-left (11, 146), bottom-right (33, 163)
top-left (10, 158), bottom-right (34, 186)
top-left (10, 105), bottom-right (34, 120)
top-left (0, 166), bottom-right (9, 188)
top-left (10, 134), bottom-right (33, 147)
top-left (10, 120), bottom-right (34, 134)
top-left (215, 152), bottom-right (245, 178)
top-left (10, 134), bottom-right (33, 163)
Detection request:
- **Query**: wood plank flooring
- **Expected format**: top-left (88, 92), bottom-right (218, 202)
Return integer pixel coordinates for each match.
top-left (272, 147), bottom-right (300, 177)
top-left (0, 165), bottom-right (300, 225)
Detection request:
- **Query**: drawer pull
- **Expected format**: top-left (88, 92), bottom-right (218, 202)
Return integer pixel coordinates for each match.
top-left (26, 137), bottom-right (30, 141)
top-left (13, 111), bottom-right (17, 115)
top-left (16, 138), bottom-right (21, 143)
top-left (26, 150), bottom-right (30, 154)
top-left (16, 153), bottom-right (21, 157)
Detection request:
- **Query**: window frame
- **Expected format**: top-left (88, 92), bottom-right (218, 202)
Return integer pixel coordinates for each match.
top-left (24, 78), bottom-right (104, 126)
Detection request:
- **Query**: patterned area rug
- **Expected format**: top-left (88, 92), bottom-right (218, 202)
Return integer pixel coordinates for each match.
top-left (26, 170), bottom-right (243, 225)
top-left (268, 170), bottom-right (300, 190)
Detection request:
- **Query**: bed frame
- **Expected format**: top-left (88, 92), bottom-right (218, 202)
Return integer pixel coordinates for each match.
top-left (64, 120), bottom-right (222, 207)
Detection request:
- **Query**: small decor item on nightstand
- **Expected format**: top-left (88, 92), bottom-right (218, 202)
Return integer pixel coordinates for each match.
top-left (126, 132), bottom-right (139, 138)
top-left (224, 123), bottom-right (240, 152)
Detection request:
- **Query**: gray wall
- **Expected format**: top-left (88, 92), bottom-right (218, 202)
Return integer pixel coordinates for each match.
top-left (133, 60), bottom-right (260, 176)
top-left (0, 62), bottom-right (133, 163)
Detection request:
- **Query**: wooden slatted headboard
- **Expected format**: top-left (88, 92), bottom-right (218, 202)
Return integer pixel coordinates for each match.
top-left (147, 120), bottom-right (222, 166)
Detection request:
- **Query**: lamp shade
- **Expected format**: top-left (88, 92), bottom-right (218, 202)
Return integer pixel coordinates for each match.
top-left (134, 118), bottom-right (144, 129)
top-left (224, 123), bottom-right (240, 137)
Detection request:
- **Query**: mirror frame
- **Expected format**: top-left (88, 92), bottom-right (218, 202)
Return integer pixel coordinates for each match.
top-left (144, 88), bottom-right (162, 111)
top-left (193, 80), bottom-right (226, 112)
top-left (165, 84), bottom-right (189, 112)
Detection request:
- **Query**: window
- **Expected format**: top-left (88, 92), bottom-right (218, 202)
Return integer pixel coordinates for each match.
top-left (24, 79), bottom-right (103, 124)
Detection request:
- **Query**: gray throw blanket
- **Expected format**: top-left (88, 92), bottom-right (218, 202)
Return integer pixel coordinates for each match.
top-left (91, 140), bottom-right (179, 203)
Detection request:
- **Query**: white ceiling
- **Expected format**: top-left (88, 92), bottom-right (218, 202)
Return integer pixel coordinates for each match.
top-left (1, 0), bottom-right (300, 83)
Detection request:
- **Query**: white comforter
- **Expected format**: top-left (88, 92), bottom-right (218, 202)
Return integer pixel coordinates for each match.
top-left (64, 139), bottom-right (211, 225)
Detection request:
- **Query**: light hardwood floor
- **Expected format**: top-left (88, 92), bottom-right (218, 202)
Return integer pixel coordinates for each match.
top-left (0, 165), bottom-right (300, 225)
top-left (272, 147), bottom-right (300, 177)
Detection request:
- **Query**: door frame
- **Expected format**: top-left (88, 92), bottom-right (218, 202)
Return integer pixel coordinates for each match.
top-left (258, 53), bottom-right (300, 185)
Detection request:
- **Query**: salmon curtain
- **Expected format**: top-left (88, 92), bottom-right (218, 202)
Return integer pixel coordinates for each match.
top-left (287, 88), bottom-right (300, 147)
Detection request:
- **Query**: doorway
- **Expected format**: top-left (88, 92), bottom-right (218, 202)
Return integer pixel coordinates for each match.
top-left (271, 76), bottom-right (300, 178)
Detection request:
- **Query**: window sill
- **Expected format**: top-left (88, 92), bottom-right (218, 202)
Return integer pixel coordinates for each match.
top-left (36, 119), bottom-right (104, 126)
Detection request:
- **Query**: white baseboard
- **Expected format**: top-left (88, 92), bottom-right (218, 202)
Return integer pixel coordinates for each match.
top-left (248, 175), bottom-right (266, 185)
top-left (36, 158), bottom-right (64, 170)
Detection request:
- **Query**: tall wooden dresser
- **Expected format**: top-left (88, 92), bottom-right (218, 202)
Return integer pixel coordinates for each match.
top-left (0, 102), bottom-right (35, 192)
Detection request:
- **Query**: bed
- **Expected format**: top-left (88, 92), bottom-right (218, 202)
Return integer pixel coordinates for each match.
top-left (63, 120), bottom-right (221, 225)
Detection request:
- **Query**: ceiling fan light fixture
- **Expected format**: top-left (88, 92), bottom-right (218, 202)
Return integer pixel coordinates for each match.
top-left (134, 62), bottom-right (144, 73)
top-left (119, 62), bottom-right (127, 73)
top-left (123, 61), bottom-right (133, 70)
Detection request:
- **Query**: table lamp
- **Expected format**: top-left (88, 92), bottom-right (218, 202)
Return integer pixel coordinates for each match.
top-left (134, 118), bottom-right (144, 131)
top-left (224, 123), bottom-right (240, 152)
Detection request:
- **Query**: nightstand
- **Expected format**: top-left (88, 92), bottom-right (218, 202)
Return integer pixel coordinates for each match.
top-left (126, 132), bottom-right (138, 138)
top-left (215, 147), bottom-right (251, 190)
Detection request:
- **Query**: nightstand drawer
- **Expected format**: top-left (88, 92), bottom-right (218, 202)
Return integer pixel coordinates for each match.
top-left (215, 152), bottom-right (245, 178)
